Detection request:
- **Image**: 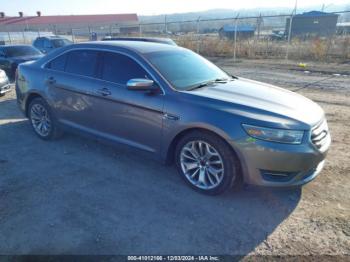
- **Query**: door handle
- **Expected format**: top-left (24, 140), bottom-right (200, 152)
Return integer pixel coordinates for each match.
top-left (47, 76), bottom-right (56, 85)
top-left (96, 87), bottom-right (111, 96)
top-left (163, 113), bottom-right (179, 121)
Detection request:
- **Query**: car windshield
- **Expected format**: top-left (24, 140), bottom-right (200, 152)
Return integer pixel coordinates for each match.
top-left (52, 39), bottom-right (72, 48)
top-left (146, 49), bottom-right (229, 91)
top-left (3, 46), bottom-right (42, 57)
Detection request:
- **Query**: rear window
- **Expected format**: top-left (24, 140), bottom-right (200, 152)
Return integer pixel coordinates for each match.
top-left (52, 39), bottom-right (72, 48)
top-left (2, 46), bottom-right (42, 57)
top-left (65, 50), bottom-right (98, 78)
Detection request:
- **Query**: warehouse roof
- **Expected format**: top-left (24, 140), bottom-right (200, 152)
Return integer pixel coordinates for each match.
top-left (0, 13), bottom-right (138, 26)
top-left (294, 11), bottom-right (338, 18)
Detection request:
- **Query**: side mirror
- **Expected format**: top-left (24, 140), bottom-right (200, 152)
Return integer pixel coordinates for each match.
top-left (127, 78), bottom-right (157, 91)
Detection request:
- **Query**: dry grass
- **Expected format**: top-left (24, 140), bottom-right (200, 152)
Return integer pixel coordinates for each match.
top-left (175, 35), bottom-right (350, 62)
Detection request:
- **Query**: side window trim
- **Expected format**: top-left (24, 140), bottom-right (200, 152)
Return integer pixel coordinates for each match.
top-left (96, 51), bottom-right (104, 80)
top-left (61, 53), bottom-right (68, 72)
top-left (42, 47), bottom-right (165, 94)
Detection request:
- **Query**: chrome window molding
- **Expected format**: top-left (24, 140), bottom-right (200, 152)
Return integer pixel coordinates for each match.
top-left (40, 46), bottom-right (166, 95)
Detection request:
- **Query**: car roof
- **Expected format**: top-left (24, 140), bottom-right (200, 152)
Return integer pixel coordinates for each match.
top-left (79, 40), bottom-right (182, 54)
top-left (0, 44), bottom-right (34, 49)
top-left (102, 37), bottom-right (177, 46)
top-left (36, 36), bottom-right (65, 40)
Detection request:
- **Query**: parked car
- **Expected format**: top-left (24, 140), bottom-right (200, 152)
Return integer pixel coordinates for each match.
top-left (15, 41), bottom-right (331, 195)
top-left (101, 37), bottom-right (177, 46)
top-left (0, 69), bottom-right (10, 96)
top-left (269, 32), bottom-right (286, 41)
top-left (33, 36), bottom-right (73, 54)
top-left (0, 45), bottom-right (43, 79)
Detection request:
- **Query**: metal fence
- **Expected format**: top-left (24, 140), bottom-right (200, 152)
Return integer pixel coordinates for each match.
top-left (1, 10), bottom-right (350, 61)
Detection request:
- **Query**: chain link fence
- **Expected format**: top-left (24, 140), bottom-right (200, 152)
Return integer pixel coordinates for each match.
top-left (1, 10), bottom-right (349, 61)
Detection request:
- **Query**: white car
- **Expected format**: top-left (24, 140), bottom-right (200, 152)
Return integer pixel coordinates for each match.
top-left (0, 69), bottom-right (10, 96)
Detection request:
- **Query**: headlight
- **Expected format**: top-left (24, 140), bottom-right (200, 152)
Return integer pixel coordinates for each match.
top-left (242, 124), bottom-right (304, 144)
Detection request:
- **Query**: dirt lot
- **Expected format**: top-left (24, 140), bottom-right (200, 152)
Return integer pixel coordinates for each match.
top-left (0, 58), bottom-right (349, 257)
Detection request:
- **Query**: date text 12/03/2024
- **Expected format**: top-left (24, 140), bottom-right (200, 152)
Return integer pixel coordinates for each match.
top-left (127, 256), bottom-right (220, 261)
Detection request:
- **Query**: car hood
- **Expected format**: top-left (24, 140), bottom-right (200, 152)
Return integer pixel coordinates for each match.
top-left (11, 55), bottom-right (43, 63)
top-left (185, 77), bottom-right (324, 127)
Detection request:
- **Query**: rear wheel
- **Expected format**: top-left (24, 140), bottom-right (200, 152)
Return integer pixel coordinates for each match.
top-left (175, 131), bottom-right (241, 195)
top-left (28, 97), bottom-right (62, 140)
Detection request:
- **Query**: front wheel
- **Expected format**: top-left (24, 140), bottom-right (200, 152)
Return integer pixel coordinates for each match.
top-left (175, 131), bottom-right (241, 195)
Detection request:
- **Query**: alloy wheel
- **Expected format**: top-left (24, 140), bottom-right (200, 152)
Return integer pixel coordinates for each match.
top-left (180, 140), bottom-right (224, 190)
top-left (30, 103), bottom-right (51, 137)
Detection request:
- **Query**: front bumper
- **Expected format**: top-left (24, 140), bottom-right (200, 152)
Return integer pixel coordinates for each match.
top-left (231, 128), bottom-right (331, 187)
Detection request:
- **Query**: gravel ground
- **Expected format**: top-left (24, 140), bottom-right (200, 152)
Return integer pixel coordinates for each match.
top-left (0, 59), bottom-right (349, 257)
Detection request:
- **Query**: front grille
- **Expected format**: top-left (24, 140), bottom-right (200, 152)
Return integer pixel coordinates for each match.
top-left (311, 120), bottom-right (329, 149)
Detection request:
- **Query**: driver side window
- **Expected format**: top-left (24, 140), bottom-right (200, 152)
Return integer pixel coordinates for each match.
top-left (101, 52), bottom-right (149, 85)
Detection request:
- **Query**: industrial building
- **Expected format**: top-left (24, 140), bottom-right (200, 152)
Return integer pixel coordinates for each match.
top-left (285, 11), bottom-right (339, 38)
top-left (219, 24), bottom-right (255, 39)
top-left (0, 12), bottom-right (139, 35)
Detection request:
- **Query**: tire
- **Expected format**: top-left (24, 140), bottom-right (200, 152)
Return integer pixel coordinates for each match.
top-left (28, 97), bottom-right (62, 140)
top-left (175, 130), bottom-right (241, 195)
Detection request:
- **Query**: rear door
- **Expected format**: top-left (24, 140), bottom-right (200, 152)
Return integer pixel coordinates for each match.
top-left (45, 49), bottom-right (101, 132)
top-left (88, 51), bottom-right (164, 154)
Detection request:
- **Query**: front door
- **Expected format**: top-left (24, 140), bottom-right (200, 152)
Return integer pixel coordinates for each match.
top-left (89, 51), bottom-right (164, 154)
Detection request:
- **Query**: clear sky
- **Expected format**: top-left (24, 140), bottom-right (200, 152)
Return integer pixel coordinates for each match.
top-left (0, 0), bottom-right (349, 16)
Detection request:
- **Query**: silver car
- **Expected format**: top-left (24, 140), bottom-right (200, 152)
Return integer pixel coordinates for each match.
top-left (0, 69), bottom-right (10, 96)
top-left (15, 41), bottom-right (331, 195)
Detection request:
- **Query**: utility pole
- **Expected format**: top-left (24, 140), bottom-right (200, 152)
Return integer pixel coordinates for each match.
top-left (233, 13), bottom-right (239, 63)
top-left (196, 16), bottom-right (201, 53)
top-left (285, 0), bottom-right (298, 60)
top-left (7, 29), bottom-right (12, 44)
top-left (139, 23), bottom-right (142, 37)
top-left (71, 28), bottom-right (75, 43)
top-left (256, 13), bottom-right (262, 40)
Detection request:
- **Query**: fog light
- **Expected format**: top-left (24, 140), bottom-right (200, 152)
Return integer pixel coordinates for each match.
top-left (260, 170), bottom-right (298, 182)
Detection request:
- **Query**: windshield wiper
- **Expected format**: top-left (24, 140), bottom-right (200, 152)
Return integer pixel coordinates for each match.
top-left (213, 78), bottom-right (230, 82)
top-left (187, 80), bottom-right (215, 91)
top-left (187, 78), bottom-right (230, 91)
top-left (187, 77), bottom-right (234, 91)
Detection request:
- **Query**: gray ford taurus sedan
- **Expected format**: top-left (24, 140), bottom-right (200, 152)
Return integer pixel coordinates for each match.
top-left (15, 41), bottom-right (331, 195)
